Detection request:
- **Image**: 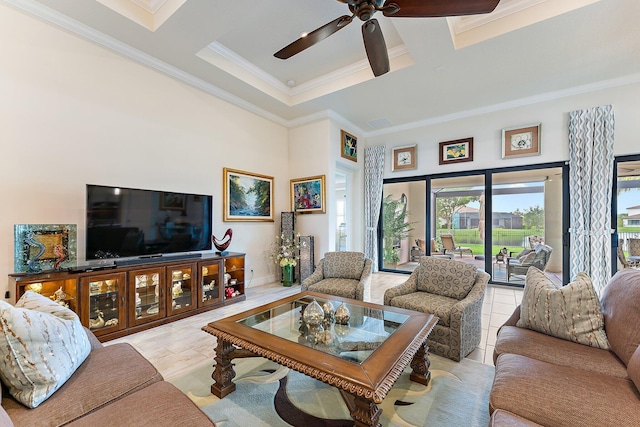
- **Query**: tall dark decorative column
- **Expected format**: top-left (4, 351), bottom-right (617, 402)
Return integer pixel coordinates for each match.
top-left (298, 236), bottom-right (314, 284)
top-left (280, 212), bottom-right (296, 283)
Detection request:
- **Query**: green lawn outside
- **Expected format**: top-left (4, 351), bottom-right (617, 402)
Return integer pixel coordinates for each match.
top-left (434, 228), bottom-right (541, 258)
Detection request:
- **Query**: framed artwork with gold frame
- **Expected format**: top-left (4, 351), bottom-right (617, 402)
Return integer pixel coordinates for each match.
top-left (392, 145), bottom-right (417, 171)
top-left (502, 123), bottom-right (541, 158)
top-left (340, 130), bottom-right (357, 162)
top-left (291, 175), bottom-right (326, 214)
top-left (223, 168), bottom-right (274, 222)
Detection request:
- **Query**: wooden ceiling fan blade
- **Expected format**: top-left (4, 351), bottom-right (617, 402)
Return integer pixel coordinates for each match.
top-left (362, 19), bottom-right (390, 77)
top-left (382, 0), bottom-right (500, 17)
top-left (274, 15), bottom-right (353, 59)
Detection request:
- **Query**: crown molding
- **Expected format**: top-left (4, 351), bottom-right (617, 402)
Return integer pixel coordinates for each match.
top-left (4, 0), bottom-right (288, 126)
top-left (365, 72), bottom-right (640, 137)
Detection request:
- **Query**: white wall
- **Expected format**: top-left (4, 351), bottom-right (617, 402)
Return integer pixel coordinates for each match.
top-left (288, 119), bottom-right (364, 262)
top-left (0, 4), bottom-right (290, 299)
top-left (368, 81), bottom-right (640, 177)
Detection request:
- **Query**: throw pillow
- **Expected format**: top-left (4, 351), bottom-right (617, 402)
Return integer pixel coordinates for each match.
top-left (0, 291), bottom-right (91, 408)
top-left (516, 268), bottom-right (610, 349)
top-left (516, 248), bottom-right (532, 259)
top-left (518, 251), bottom-right (537, 264)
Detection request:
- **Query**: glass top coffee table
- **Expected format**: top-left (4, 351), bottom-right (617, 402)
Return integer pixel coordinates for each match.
top-left (202, 291), bottom-right (438, 427)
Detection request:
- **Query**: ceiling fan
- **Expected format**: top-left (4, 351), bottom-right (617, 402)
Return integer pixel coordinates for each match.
top-left (274, 0), bottom-right (501, 77)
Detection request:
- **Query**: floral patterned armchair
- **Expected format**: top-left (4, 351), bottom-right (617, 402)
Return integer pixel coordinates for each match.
top-left (384, 257), bottom-right (489, 361)
top-left (301, 251), bottom-right (372, 301)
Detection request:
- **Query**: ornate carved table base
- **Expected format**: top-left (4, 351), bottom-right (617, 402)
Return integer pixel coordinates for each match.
top-left (409, 342), bottom-right (431, 386)
top-left (210, 338), bottom-right (256, 398)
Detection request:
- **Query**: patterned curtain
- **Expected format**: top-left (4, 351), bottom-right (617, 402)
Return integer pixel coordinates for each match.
top-left (364, 146), bottom-right (385, 272)
top-left (568, 105), bottom-right (615, 294)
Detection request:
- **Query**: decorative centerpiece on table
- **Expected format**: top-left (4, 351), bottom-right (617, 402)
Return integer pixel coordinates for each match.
top-left (270, 232), bottom-right (306, 287)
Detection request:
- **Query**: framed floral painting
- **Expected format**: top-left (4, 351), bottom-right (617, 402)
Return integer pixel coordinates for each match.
top-left (439, 138), bottom-right (474, 165)
top-left (291, 175), bottom-right (326, 214)
top-left (340, 130), bottom-right (357, 162)
top-left (502, 123), bottom-right (541, 158)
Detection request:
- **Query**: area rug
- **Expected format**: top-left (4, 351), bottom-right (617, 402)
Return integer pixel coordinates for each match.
top-left (170, 354), bottom-right (494, 427)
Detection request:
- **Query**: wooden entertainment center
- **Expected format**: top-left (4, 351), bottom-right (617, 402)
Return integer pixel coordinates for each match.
top-left (9, 252), bottom-right (245, 341)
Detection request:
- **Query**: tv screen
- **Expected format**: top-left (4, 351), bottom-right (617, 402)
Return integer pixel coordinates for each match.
top-left (86, 185), bottom-right (212, 260)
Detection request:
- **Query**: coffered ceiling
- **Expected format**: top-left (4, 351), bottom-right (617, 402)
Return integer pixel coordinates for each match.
top-left (5, 0), bottom-right (640, 135)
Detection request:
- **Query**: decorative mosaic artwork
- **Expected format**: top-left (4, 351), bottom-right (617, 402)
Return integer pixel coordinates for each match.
top-left (14, 224), bottom-right (77, 273)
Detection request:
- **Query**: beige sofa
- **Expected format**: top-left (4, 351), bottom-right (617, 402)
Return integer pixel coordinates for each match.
top-left (0, 328), bottom-right (214, 427)
top-left (489, 269), bottom-right (640, 426)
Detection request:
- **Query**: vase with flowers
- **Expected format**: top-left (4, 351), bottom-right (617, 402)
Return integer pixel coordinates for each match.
top-left (270, 232), bottom-right (305, 287)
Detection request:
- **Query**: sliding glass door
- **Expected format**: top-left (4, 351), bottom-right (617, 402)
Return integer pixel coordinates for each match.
top-left (490, 167), bottom-right (564, 285)
top-left (430, 174), bottom-right (486, 273)
top-left (380, 163), bottom-right (568, 286)
top-left (614, 155), bottom-right (640, 271)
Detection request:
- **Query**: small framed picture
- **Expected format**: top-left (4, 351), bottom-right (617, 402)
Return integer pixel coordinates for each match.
top-left (340, 130), bottom-right (357, 162)
top-left (502, 123), bottom-right (541, 158)
top-left (392, 145), bottom-right (417, 171)
top-left (160, 192), bottom-right (187, 211)
top-left (439, 138), bottom-right (474, 165)
top-left (291, 175), bottom-right (326, 214)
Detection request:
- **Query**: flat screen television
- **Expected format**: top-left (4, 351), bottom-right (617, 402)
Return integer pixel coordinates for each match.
top-left (86, 184), bottom-right (213, 260)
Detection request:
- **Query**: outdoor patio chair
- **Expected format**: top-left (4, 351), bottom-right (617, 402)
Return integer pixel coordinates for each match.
top-left (411, 239), bottom-right (427, 262)
top-left (384, 256), bottom-right (490, 361)
top-left (617, 246), bottom-right (630, 269)
top-left (440, 234), bottom-right (473, 257)
top-left (301, 251), bottom-right (372, 301)
top-left (527, 235), bottom-right (545, 249)
top-left (507, 244), bottom-right (552, 282)
top-left (628, 238), bottom-right (640, 267)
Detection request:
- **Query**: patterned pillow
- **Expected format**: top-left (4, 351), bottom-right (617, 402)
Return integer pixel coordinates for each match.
top-left (518, 251), bottom-right (537, 264)
top-left (0, 291), bottom-right (91, 408)
top-left (416, 257), bottom-right (477, 300)
top-left (323, 252), bottom-right (365, 280)
top-left (516, 268), bottom-right (610, 349)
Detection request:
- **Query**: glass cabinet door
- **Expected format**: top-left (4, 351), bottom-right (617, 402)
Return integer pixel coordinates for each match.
top-left (19, 277), bottom-right (78, 313)
top-left (81, 272), bottom-right (126, 337)
top-left (166, 264), bottom-right (196, 316)
top-left (224, 256), bottom-right (245, 302)
top-left (129, 268), bottom-right (165, 326)
top-left (199, 261), bottom-right (221, 307)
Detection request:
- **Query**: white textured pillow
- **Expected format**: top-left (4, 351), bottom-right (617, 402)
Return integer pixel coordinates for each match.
top-left (517, 268), bottom-right (610, 349)
top-left (0, 291), bottom-right (91, 408)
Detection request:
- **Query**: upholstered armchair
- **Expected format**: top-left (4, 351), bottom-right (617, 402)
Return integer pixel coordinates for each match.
top-left (384, 257), bottom-right (490, 361)
top-left (507, 244), bottom-right (552, 282)
top-left (301, 251), bottom-right (372, 301)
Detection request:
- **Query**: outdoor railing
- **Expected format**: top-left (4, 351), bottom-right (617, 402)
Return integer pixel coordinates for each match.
top-left (435, 229), bottom-right (540, 248)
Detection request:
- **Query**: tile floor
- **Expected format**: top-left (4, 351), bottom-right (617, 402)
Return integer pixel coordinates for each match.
top-left (109, 272), bottom-right (523, 381)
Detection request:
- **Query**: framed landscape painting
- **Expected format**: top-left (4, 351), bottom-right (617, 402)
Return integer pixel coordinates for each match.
top-left (223, 168), bottom-right (274, 222)
top-left (439, 137), bottom-right (474, 165)
top-left (291, 175), bottom-right (326, 214)
top-left (340, 130), bottom-right (357, 162)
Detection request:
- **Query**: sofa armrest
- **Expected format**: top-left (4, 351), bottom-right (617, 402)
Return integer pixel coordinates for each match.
top-left (83, 326), bottom-right (104, 350)
top-left (301, 259), bottom-right (325, 291)
top-left (502, 305), bottom-right (521, 329)
top-left (356, 258), bottom-right (373, 301)
top-left (383, 270), bottom-right (419, 305)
